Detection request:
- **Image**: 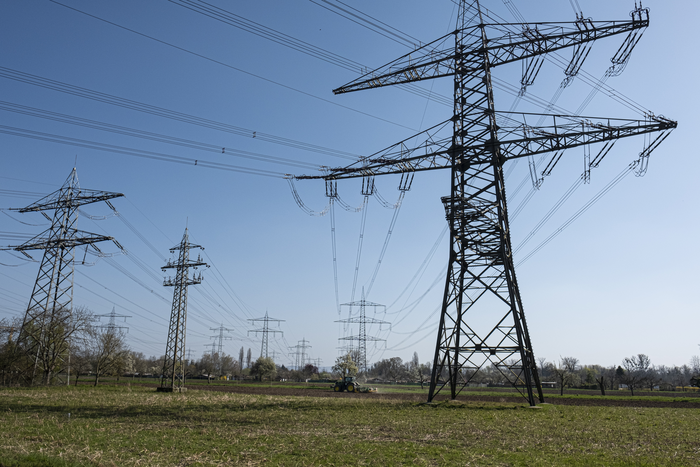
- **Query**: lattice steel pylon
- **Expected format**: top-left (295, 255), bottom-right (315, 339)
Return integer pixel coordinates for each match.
top-left (289, 338), bottom-right (311, 371)
top-left (336, 288), bottom-right (390, 373)
top-left (296, 1), bottom-right (676, 405)
top-left (248, 311), bottom-right (284, 359)
top-left (6, 168), bottom-right (123, 385)
top-left (95, 307), bottom-right (131, 334)
top-left (158, 228), bottom-right (208, 392)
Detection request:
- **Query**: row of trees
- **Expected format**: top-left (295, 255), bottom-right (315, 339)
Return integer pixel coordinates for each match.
top-left (3, 307), bottom-right (697, 394)
top-left (330, 351), bottom-right (700, 395)
top-left (540, 354), bottom-right (700, 395)
top-left (0, 307), bottom-right (130, 386)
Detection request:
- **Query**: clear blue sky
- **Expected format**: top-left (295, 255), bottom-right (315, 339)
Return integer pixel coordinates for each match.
top-left (1, 0), bottom-right (697, 370)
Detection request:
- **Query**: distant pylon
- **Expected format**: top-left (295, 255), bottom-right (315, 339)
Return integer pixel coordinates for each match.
top-left (158, 228), bottom-right (208, 393)
top-left (336, 288), bottom-right (390, 373)
top-left (6, 168), bottom-right (123, 385)
top-left (210, 324), bottom-right (233, 356)
top-left (289, 338), bottom-right (311, 371)
top-left (95, 307), bottom-right (131, 333)
top-left (248, 311), bottom-right (284, 359)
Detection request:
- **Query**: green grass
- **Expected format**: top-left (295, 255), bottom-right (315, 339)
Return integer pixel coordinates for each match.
top-left (1, 385), bottom-right (698, 466)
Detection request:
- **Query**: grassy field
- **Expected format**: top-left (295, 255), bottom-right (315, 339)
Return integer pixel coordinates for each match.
top-left (1, 384), bottom-right (698, 466)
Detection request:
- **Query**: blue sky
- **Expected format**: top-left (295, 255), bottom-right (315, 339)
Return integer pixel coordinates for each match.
top-left (0, 0), bottom-right (697, 371)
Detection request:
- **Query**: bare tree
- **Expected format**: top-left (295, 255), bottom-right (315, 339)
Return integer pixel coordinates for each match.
top-left (13, 305), bottom-right (94, 386)
top-left (198, 353), bottom-right (217, 383)
top-left (620, 354), bottom-right (651, 396)
top-left (70, 343), bottom-right (92, 386)
top-left (550, 357), bottom-right (580, 395)
top-left (86, 325), bottom-right (129, 386)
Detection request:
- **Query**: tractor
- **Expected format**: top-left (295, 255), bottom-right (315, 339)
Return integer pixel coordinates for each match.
top-left (331, 376), bottom-right (376, 393)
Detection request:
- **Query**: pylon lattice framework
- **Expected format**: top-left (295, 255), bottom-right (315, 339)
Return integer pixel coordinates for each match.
top-left (336, 288), bottom-right (390, 373)
top-left (158, 228), bottom-right (208, 392)
top-left (8, 168), bottom-right (123, 385)
top-left (297, 1), bottom-right (676, 405)
top-left (248, 311), bottom-right (284, 359)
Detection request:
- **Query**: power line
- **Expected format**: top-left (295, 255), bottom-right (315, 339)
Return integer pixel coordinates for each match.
top-left (0, 123), bottom-right (287, 178)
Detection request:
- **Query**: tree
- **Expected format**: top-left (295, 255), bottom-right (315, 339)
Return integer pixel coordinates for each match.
top-left (550, 357), bottom-right (580, 396)
top-left (690, 375), bottom-right (700, 388)
top-left (238, 346), bottom-right (245, 377)
top-left (417, 362), bottom-right (431, 389)
top-left (332, 353), bottom-right (358, 378)
top-left (86, 325), bottom-right (129, 386)
top-left (593, 366), bottom-right (617, 396)
top-left (246, 348), bottom-right (252, 369)
top-left (250, 357), bottom-right (276, 381)
top-left (14, 305), bottom-right (94, 386)
top-left (620, 354), bottom-right (651, 396)
top-left (302, 364), bottom-right (319, 380)
top-left (219, 353), bottom-right (235, 377)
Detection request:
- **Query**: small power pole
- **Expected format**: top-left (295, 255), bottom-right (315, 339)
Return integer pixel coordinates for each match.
top-left (248, 311), bottom-right (284, 359)
top-left (157, 228), bottom-right (208, 393)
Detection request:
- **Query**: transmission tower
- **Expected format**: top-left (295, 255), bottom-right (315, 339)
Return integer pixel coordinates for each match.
top-left (289, 338), bottom-right (312, 370)
top-left (297, 1), bottom-right (675, 405)
top-left (248, 311), bottom-right (284, 359)
top-left (95, 307), bottom-right (131, 333)
top-left (336, 289), bottom-right (390, 373)
top-left (204, 342), bottom-right (217, 356)
top-left (158, 228), bottom-right (208, 393)
top-left (210, 324), bottom-right (233, 355)
top-left (6, 168), bottom-right (123, 385)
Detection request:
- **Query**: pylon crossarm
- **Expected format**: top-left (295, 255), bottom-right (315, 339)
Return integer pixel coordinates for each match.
top-left (296, 115), bottom-right (675, 181)
top-left (13, 230), bottom-right (114, 251)
top-left (13, 190), bottom-right (124, 213)
top-left (161, 259), bottom-right (208, 269)
top-left (333, 32), bottom-right (457, 94)
top-left (334, 14), bottom-right (648, 94)
top-left (501, 115), bottom-right (676, 160)
top-left (295, 119), bottom-right (453, 180)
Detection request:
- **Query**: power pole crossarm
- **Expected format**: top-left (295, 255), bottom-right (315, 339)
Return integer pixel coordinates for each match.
top-left (334, 14), bottom-right (649, 94)
top-left (13, 230), bottom-right (115, 251)
top-left (296, 115), bottom-right (676, 180)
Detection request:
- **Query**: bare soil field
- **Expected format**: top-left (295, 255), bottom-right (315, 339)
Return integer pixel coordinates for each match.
top-left (124, 380), bottom-right (700, 409)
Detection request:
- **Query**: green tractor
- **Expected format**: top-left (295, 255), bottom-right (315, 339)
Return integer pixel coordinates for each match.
top-left (331, 376), bottom-right (376, 393)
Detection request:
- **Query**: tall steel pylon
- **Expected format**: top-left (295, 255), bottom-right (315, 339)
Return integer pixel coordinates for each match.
top-left (297, 1), bottom-right (676, 405)
top-left (6, 168), bottom-right (123, 385)
top-left (336, 288), bottom-right (390, 373)
top-left (248, 311), bottom-right (284, 359)
top-left (158, 228), bottom-right (208, 392)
